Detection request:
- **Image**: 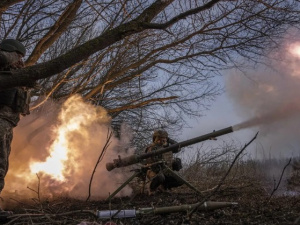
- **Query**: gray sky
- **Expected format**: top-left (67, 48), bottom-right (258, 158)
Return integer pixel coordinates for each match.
top-left (181, 37), bottom-right (300, 160)
top-left (180, 76), bottom-right (259, 160)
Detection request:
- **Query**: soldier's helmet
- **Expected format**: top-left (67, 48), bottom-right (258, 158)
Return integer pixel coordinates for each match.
top-left (0, 39), bottom-right (26, 56)
top-left (153, 130), bottom-right (168, 142)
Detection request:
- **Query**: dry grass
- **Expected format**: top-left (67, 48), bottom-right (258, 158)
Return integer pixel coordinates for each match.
top-left (2, 145), bottom-right (300, 225)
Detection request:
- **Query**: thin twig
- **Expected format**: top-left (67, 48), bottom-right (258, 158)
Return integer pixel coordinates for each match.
top-left (86, 128), bottom-right (113, 201)
top-left (36, 173), bottom-right (40, 202)
top-left (4, 215), bottom-right (22, 225)
top-left (267, 158), bottom-right (292, 202)
top-left (26, 174), bottom-right (41, 201)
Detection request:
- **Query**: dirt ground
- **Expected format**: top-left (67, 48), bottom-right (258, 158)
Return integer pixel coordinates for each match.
top-left (2, 183), bottom-right (300, 225)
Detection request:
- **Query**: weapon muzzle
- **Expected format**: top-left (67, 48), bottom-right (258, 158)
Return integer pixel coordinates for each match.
top-left (106, 155), bottom-right (140, 171)
top-left (106, 162), bottom-right (116, 171)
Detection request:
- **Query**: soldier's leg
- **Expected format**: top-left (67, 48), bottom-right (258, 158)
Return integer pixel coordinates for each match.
top-left (149, 171), bottom-right (165, 193)
top-left (0, 119), bottom-right (13, 217)
top-left (0, 119), bottom-right (13, 193)
top-left (146, 170), bottom-right (165, 195)
top-left (163, 175), bottom-right (184, 190)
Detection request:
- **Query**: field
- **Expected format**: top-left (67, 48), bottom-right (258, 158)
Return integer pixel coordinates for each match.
top-left (3, 182), bottom-right (299, 225)
top-left (2, 155), bottom-right (300, 225)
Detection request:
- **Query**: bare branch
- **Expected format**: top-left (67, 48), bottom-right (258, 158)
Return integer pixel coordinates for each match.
top-left (267, 158), bottom-right (292, 202)
top-left (86, 129), bottom-right (113, 201)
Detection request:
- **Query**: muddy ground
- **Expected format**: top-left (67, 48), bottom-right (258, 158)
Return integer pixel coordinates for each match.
top-left (2, 183), bottom-right (300, 225)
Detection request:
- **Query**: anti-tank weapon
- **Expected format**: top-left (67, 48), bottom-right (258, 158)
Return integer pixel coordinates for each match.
top-left (106, 126), bottom-right (233, 171)
top-left (106, 126), bottom-right (234, 200)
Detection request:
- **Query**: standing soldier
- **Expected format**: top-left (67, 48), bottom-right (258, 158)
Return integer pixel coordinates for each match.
top-left (0, 39), bottom-right (30, 216)
top-left (145, 130), bottom-right (183, 195)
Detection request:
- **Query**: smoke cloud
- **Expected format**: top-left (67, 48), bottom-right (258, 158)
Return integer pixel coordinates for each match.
top-left (227, 35), bottom-right (300, 157)
top-left (2, 95), bottom-right (135, 206)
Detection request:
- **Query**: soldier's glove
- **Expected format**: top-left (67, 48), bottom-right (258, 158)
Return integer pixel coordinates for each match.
top-left (172, 158), bottom-right (182, 171)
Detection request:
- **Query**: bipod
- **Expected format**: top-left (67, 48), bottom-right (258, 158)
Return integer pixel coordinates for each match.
top-left (158, 162), bottom-right (203, 196)
top-left (106, 165), bottom-right (148, 201)
top-left (106, 161), bottom-right (203, 201)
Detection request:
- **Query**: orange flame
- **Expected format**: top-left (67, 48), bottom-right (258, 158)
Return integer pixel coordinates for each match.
top-left (29, 95), bottom-right (108, 181)
top-left (4, 95), bottom-right (135, 200)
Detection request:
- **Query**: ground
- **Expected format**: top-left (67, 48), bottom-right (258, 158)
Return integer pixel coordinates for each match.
top-left (2, 184), bottom-right (300, 225)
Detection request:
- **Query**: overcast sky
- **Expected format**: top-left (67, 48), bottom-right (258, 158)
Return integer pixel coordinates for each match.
top-left (181, 42), bottom-right (300, 160)
top-left (180, 75), bottom-right (259, 160)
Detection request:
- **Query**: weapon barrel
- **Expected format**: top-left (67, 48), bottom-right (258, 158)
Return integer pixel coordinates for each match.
top-left (106, 126), bottom-right (233, 171)
top-left (140, 126), bottom-right (233, 160)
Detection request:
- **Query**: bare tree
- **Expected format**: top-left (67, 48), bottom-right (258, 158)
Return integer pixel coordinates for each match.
top-left (1, 0), bottom-right (300, 147)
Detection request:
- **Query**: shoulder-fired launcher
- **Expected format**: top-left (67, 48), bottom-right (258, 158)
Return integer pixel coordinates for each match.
top-left (106, 126), bottom-right (233, 171)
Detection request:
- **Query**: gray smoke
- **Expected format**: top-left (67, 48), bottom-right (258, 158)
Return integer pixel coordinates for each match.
top-left (227, 38), bottom-right (300, 158)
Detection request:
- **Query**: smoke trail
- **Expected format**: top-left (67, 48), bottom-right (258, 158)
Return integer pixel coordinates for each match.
top-left (227, 35), bottom-right (300, 156)
top-left (232, 102), bottom-right (300, 131)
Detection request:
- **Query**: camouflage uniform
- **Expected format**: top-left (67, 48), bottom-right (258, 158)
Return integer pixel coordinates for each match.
top-left (145, 130), bottom-right (183, 194)
top-left (0, 119), bottom-right (13, 192)
top-left (0, 40), bottom-right (30, 195)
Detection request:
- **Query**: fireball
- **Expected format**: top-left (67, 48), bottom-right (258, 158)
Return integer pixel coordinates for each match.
top-left (29, 95), bottom-right (106, 181)
top-left (6, 95), bottom-right (134, 200)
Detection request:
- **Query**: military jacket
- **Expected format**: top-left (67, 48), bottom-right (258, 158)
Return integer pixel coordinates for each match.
top-left (145, 142), bottom-right (173, 167)
top-left (0, 51), bottom-right (30, 126)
